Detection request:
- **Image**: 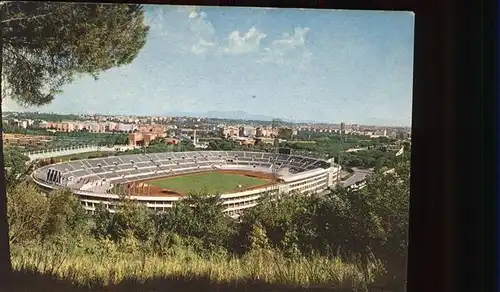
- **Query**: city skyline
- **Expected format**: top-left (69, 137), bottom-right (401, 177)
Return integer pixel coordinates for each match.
top-left (3, 110), bottom-right (411, 128)
top-left (1, 6), bottom-right (415, 127)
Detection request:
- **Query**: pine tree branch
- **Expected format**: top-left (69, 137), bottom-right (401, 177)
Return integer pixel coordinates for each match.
top-left (1, 12), bottom-right (55, 24)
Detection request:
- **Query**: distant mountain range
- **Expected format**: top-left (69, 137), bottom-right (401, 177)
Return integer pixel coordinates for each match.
top-left (162, 111), bottom-right (320, 124)
top-left (161, 111), bottom-right (410, 127)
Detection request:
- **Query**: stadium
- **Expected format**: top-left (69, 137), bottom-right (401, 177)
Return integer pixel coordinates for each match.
top-left (31, 151), bottom-right (341, 218)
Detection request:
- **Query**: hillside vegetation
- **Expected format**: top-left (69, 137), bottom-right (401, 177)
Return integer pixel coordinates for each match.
top-left (6, 158), bottom-right (410, 291)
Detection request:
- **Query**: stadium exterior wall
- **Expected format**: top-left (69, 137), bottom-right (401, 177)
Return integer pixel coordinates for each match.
top-left (31, 151), bottom-right (340, 218)
top-left (33, 167), bottom-right (337, 218)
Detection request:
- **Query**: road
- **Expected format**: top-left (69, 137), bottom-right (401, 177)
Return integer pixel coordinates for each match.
top-left (341, 168), bottom-right (373, 188)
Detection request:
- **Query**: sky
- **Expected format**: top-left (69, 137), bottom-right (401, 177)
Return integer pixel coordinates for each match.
top-left (2, 5), bottom-right (415, 126)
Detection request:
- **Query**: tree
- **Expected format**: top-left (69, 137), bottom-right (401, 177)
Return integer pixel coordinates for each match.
top-left (92, 202), bottom-right (112, 239)
top-left (1, 2), bottom-right (149, 106)
top-left (237, 192), bottom-right (315, 255)
top-left (6, 182), bottom-right (49, 244)
top-left (156, 190), bottom-right (235, 252)
top-left (278, 128), bottom-right (293, 140)
top-left (109, 198), bottom-right (155, 242)
top-left (362, 161), bottom-right (410, 284)
top-left (320, 160), bottom-right (410, 285)
top-left (2, 146), bottom-right (30, 189)
top-left (180, 190), bottom-right (236, 251)
top-left (41, 188), bottom-right (89, 239)
top-left (0, 2), bottom-right (149, 277)
top-left (248, 221), bottom-right (271, 252)
top-left (148, 137), bottom-right (164, 146)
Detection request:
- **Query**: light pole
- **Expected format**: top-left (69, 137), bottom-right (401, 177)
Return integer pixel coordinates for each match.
top-left (272, 118), bottom-right (281, 154)
top-left (337, 124), bottom-right (344, 183)
top-left (272, 162), bottom-right (279, 197)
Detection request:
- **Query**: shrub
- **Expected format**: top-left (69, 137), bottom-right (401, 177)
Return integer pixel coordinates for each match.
top-left (7, 182), bottom-right (50, 244)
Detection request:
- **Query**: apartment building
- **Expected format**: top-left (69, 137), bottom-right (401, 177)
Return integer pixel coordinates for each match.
top-left (219, 126), bottom-right (239, 138)
top-left (128, 125), bottom-right (167, 147)
top-left (230, 136), bottom-right (255, 146)
top-left (5, 119), bottom-right (35, 129)
top-left (38, 121), bottom-right (138, 133)
top-left (255, 126), bottom-right (278, 138)
top-left (238, 126), bottom-right (257, 137)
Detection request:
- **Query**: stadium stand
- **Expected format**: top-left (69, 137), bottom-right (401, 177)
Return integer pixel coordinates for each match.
top-left (32, 151), bottom-right (341, 218)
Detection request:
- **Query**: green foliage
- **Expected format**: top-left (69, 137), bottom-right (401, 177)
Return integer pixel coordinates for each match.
top-left (2, 122), bottom-right (46, 136)
top-left (237, 193), bottom-right (320, 255)
top-left (11, 236), bottom-right (378, 290)
top-left (342, 150), bottom-right (396, 170)
top-left (234, 161), bottom-right (410, 284)
top-left (2, 112), bottom-right (84, 122)
top-left (51, 132), bottom-right (129, 147)
top-left (108, 199), bottom-right (154, 242)
top-left (2, 2), bottom-right (149, 106)
top-left (3, 125), bottom-right (129, 154)
top-left (7, 182), bottom-right (49, 244)
top-left (42, 188), bottom-right (89, 239)
top-left (360, 161), bottom-right (410, 280)
top-left (206, 139), bottom-right (275, 152)
top-left (150, 231), bottom-right (183, 256)
top-left (89, 190), bottom-right (237, 254)
top-left (278, 128), bottom-right (293, 140)
top-left (248, 221), bottom-right (271, 252)
top-left (208, 139), bottom-right (240, 151)
top-left (148, 137), bottom-right (164, 146)
top-left (119, 140), bottom-right (195, 156)
top-left (2, 146), bottom-right (30, 188)
top-left (160, 191), bottom-right (236, 252)
top-left (6, 158), bottom-right (410, 288)
top-left (92, 203), bottom-right (112, 239)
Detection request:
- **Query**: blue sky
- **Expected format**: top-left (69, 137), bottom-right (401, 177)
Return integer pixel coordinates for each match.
top-left (2, 6), bottom-right (415, 126)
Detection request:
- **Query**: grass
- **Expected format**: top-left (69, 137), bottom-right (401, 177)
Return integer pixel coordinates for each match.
top-left (290, 141), bottom-right (317, 144)
top-left (146, 172), bottom-right (270, 195)
top-left (10, 240), bottom-right (382, 291)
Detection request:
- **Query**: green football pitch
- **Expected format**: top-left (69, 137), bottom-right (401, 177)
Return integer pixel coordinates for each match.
top-left (146, 171), bottom-right (270, 195)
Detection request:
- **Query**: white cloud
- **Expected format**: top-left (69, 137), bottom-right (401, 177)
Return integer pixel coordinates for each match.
top-left (188, 10), bottom-right (215, 38)
top-left (191, 38), bottom-right (215, 55)
top-left (145, 7), bottom-right (218, 55)
top-left (223, 27), bottom-right (267, 55)
top-left (259, 27), bottom-right (312, 66)
top-left (149, 8), bottom-right (307, 61)
top-left (176, 6), bottom-right (199, 13)
top-left (168, 8), bottom-right (215, 56)
top-left (145, 7), bottom-right (168, 37)
top-left (272, 27), bottom-right (310, 50)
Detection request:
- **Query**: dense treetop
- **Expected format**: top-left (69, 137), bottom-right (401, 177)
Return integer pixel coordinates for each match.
top-left (1, 2), bottom-right (149, 106)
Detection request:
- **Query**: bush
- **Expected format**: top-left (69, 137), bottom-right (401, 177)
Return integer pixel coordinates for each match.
top-left (42, 188), bottom-right (89, 239)
top-left (107, 199), bottom-right (155, 242)
top-left (7, 182), bottom-right (50, 244)
top-left (7, 160), bottom-right (410, 289)
top-left (38, 159), bottom-right (51, 166)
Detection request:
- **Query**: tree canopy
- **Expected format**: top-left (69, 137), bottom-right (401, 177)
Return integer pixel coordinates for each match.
top-left (5, 158), bottom-right (411, 288)
top-left (2, 146), bottom-right (30, 189)
top-left (0, 1), bottom-right (150, 279)
top-left (1, 2), bottom-right (149, 106)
